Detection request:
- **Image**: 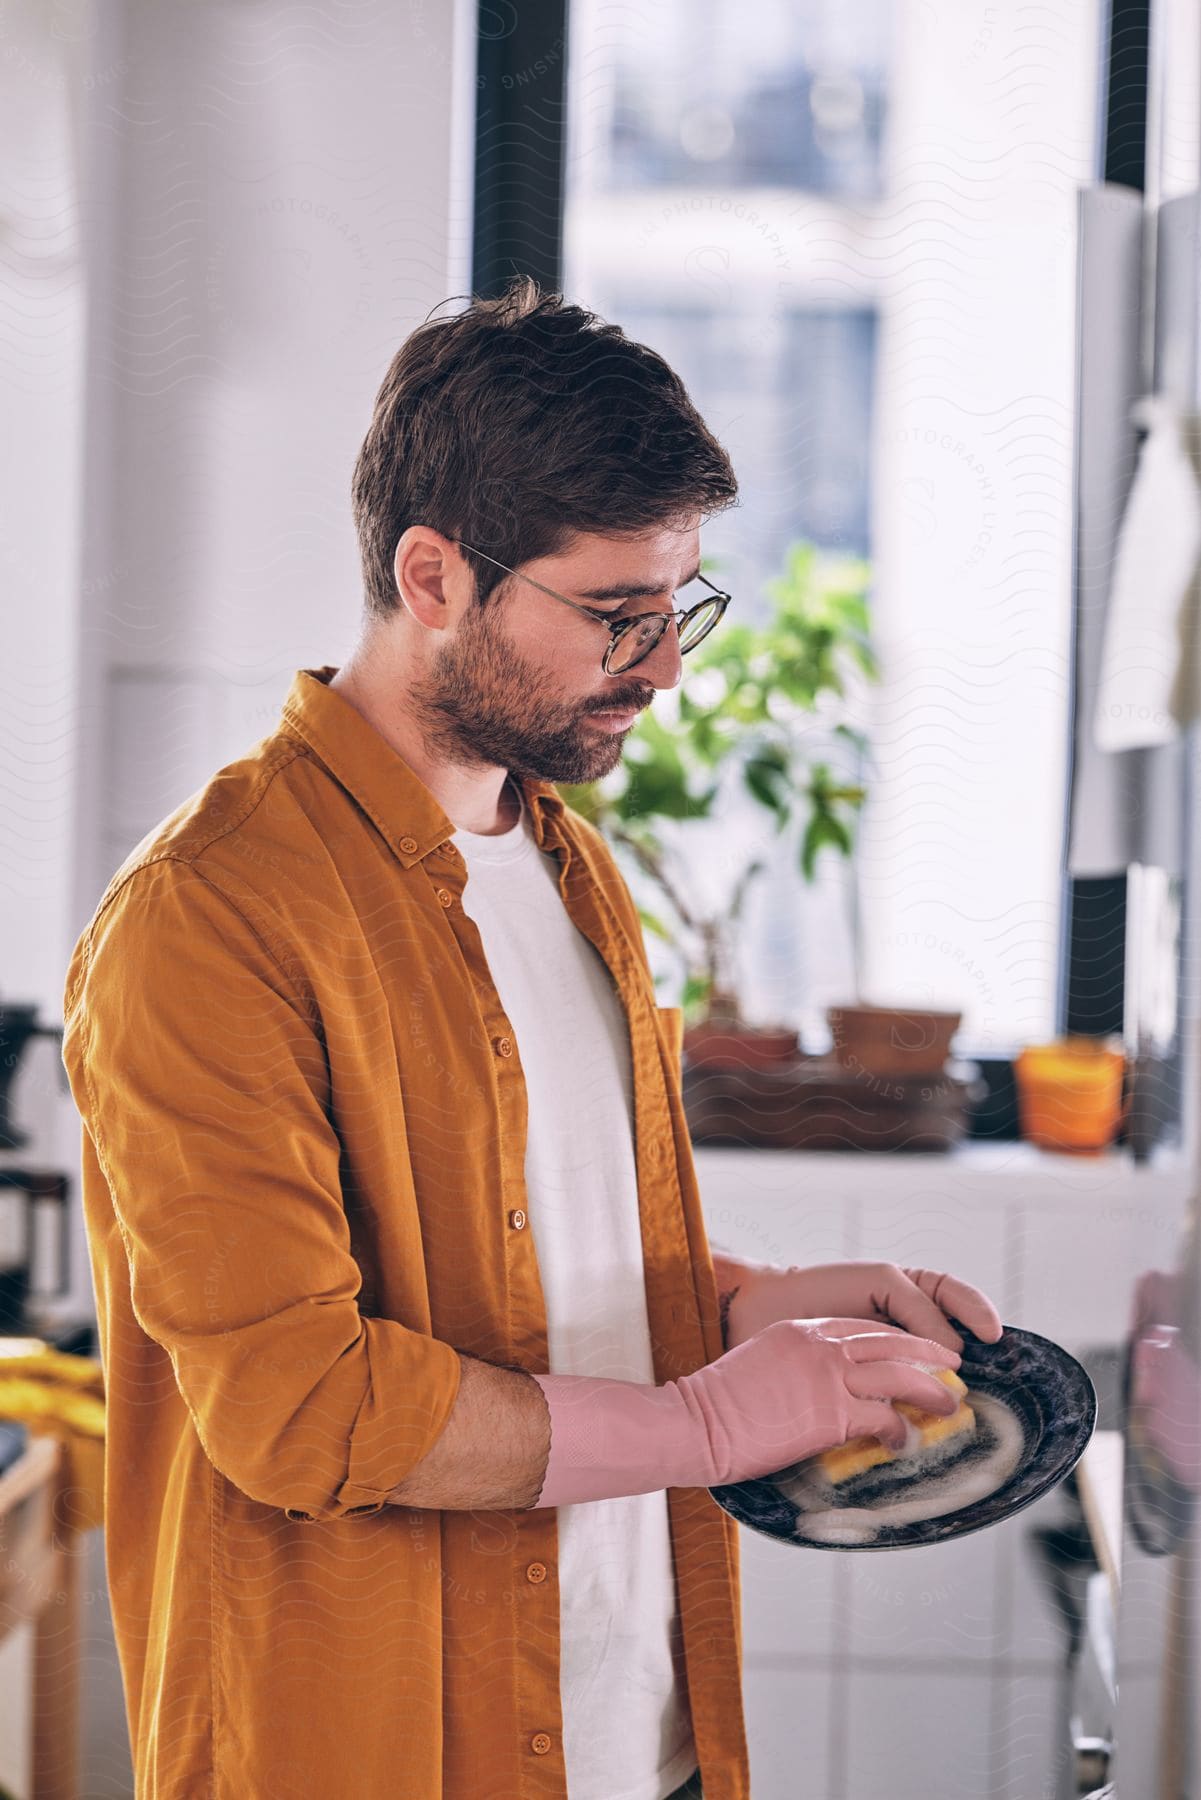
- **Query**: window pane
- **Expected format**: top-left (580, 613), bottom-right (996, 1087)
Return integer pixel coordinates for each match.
top-left (572, 0), bottom-right (892, 198)
top-left (599, 304), bottom-right (876, 575)
top-left (563, 1), bottom-right (1103, 1052)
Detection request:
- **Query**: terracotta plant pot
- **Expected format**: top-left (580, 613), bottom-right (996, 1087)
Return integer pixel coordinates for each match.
top-left (826, 1004), bottom-right (962, 1077)
top-left (682, 1021), bottom-right (802, 1072)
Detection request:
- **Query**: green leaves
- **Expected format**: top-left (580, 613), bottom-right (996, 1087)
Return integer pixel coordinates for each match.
top-left (637, 906), bottom-right (674, 942)
top-left (619, 708), bottom-right (718, 822)
top-left (741, 741), bottom-right (793, 827)
top-left (553, 537), bottom-right (879, 1021)
top-left (800, 809), bottom-right (853, 881)
top-left (558, 536), bottom-right (876, 869)
top-left (756, 542), bottom-right (877, 711)
top-left (681, 972), bottom-right (713, 1021)
top-left (798, 761), bottom-right (867, 878)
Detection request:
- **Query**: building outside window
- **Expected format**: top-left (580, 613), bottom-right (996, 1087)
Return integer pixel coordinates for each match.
top-left (562, 0), bottom-right (1103, 1058)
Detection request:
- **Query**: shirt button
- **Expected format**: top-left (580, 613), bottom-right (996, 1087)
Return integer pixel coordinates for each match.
top-left (531, 1734), bottom-right (552, 1756)
top-left (494, 1035), bottom-right (513, 1057)
top-left (525, 1561), bottom-right (547, 1584)
top-left (442, 841), bottom-right (459, 857)
top-left (508, 1209), bottom-right (526, 1230)
top-left (399, 835), bottom-right (418, 854)
top-left (436, 888), bottom-right (454, 907)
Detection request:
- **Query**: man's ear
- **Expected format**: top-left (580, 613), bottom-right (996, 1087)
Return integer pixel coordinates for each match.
top-left (393, 529), bottom-right (462, 633)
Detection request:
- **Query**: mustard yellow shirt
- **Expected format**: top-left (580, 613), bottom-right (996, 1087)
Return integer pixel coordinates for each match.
top-left (61, 665), bottom-right (749, 1799)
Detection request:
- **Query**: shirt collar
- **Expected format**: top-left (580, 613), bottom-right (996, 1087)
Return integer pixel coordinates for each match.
top-left (280, 666), bottom-right (568, 868)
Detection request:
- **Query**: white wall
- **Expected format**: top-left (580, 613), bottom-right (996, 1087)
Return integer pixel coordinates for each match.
top-left (3, 4), bottom-right (476, 1791)
top-left (0, 0), bottom-right (88, 1035)
top-left (696, 1141), bottom-right (1189, 1799)
top-left (3, 0), bottom-right (478, 1323)
top-left (864, 0), bottom-right (1102, 1052)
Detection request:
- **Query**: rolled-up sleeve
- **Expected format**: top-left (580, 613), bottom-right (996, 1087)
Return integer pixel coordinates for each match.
top-left (61, 858), bottom-right (462, 1522)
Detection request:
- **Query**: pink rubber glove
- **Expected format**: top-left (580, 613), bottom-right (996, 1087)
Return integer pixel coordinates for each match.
top-left (715, 1257), bottom-right (1004, 1355)
top-left (528, 1317), bottom-right (963, 1508)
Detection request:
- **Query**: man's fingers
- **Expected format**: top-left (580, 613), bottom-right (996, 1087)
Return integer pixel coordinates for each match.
top-left (846, 1360), bottom-right (962, 1415)
top-left (840, 1327), bottom-right (961, 1370)
top-left (871, 1275), bottom-right (963, 1353)
top-left (806, 1317), bottom-right (960, 1359)
top-left (851, 1401), bottom-right (911, 1451)
top-left (902, 1267), bottom-right (1004, 1343)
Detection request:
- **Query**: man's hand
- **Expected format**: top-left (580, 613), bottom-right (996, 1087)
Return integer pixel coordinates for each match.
top-left (712, 1254), bottom-right (1004, 1355)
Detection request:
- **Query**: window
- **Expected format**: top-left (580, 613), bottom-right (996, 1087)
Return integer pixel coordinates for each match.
top-left (562, 0), bottom-right (1104, 1054)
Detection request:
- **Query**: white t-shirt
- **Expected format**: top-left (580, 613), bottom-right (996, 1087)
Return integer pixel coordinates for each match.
top-left (450, 779), bottom-right (699, 1800)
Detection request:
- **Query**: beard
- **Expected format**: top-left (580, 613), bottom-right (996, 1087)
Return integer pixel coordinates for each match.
top-left (408, 599), bottom-right (653, 785)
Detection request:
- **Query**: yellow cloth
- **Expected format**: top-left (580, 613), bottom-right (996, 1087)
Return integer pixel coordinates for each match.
top-left (0, 1340), bottom-right (105, 1532)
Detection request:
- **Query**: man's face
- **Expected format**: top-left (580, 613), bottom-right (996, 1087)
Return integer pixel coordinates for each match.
top-left (410, 521), bottom-right (700, 785)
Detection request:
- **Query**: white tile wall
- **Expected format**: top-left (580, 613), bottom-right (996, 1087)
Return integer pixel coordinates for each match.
top-left (990, 1500), bottom-right (1073, 1670)
top-left (738, 1518), bottom-right (841, 1661)
top-left (1118, 1535), bottom-right (1178, 1666)
top-left (1015, 1204), bottom-right (1140, 1352)
top-left (699, 1148), bottom-right (853, 1268)
top-left (845, 1528), bottom-right (1000, 1665)
top-left (991, 1671), bottom-right (1070, 1800)
top-left (856, 1189), bottom-right (1013, 1329)
top-left (842, 1667), bottom-right (994, 1798)
top-left (691, 1144), bottom-right (1191, 1799)
top-left (740, 1662), bottom-right (838, 1800)
top-left (1109, 1662), bottom-right (1179, 1796)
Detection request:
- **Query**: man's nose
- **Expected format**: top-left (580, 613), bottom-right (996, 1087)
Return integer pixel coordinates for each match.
top-left (637, 616), bottom-right (684, 689)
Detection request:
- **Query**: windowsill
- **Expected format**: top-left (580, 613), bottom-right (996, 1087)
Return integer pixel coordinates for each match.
top-left (920, 1136), bottom-right (1186, 1175)
top-left (690, 1133), bottom-right (1193, 1195)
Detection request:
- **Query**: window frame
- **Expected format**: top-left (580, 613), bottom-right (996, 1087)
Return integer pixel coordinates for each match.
top-left (471, 0), bottom-right (570, 301)
top-left (471, 0), bottom-right (1145, 1144)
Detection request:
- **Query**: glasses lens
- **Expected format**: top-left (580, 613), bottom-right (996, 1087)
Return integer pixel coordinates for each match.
top-left (677, 598), bottom-right (724, 652)
top-left (606, 615), bottom-right (668, 673)
top-left (604, 598), bottom-right (726, 671)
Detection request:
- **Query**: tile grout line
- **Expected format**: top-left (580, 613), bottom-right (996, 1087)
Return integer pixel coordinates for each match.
top-left (990, 1194), bottom-right (1025, 1798)
top-left (826, 1187), bottom-right (862, 1800)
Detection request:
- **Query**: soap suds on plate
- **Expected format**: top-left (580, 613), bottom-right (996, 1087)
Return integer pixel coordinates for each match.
top-left (774, 1392), bottom-right (1028, 1546)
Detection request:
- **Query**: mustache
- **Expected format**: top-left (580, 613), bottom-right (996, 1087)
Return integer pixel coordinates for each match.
top-left (586, 693), bottom-right (653, 714)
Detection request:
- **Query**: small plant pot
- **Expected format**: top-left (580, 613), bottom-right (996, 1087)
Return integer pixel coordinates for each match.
top-left (682, 1021), bottom-right (802, 1072)
top-left (826, 1004), bottom-right (962, 1077)
top-left (1014, 1036), bottom-right (1128, 1153)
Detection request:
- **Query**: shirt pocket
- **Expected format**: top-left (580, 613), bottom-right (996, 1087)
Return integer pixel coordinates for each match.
top-left (655, 1004), bottom-right (684, 1073)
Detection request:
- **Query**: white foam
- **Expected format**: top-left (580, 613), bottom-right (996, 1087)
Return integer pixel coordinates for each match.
top-left (774, 1392), bottom-right (1028, 1547)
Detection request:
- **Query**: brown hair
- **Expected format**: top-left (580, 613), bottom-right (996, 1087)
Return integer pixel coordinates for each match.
top-left (351, 275), bottom-right (739, 622)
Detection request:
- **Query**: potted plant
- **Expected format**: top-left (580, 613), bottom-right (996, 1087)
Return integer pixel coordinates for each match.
top-left (557, 539), bottom-right (878, 1069)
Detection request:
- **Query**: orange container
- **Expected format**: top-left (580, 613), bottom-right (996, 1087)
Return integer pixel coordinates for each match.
top-left (1013, 1035), bottom-right (1128, 1153)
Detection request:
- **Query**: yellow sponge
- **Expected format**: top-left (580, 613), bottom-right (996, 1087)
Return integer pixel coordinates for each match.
top-left (819, 1366), bottom-right (976, 1486)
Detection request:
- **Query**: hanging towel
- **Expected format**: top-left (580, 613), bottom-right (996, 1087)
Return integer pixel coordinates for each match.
top-left (1093, 394), bottom-right (1201, 751)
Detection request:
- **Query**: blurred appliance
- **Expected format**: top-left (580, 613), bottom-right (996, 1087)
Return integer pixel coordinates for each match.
top-left (0, 1000), bottom-right (65, 1150)
top-left (0, 1172), bottom-right (72, 1330)
top-left (0, 997), bottom-right (73, 1333)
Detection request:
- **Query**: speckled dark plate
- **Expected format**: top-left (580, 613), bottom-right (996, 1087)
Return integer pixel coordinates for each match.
top-left (708, 1324), bottom-right (1097, 1552)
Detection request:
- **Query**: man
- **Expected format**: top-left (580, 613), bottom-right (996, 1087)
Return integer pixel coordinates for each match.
top-left (62, 277), bottom-right (1001, 1800)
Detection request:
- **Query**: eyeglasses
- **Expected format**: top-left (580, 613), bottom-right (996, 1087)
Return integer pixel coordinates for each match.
top-left (452, 540), bottom-right (732, 675)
